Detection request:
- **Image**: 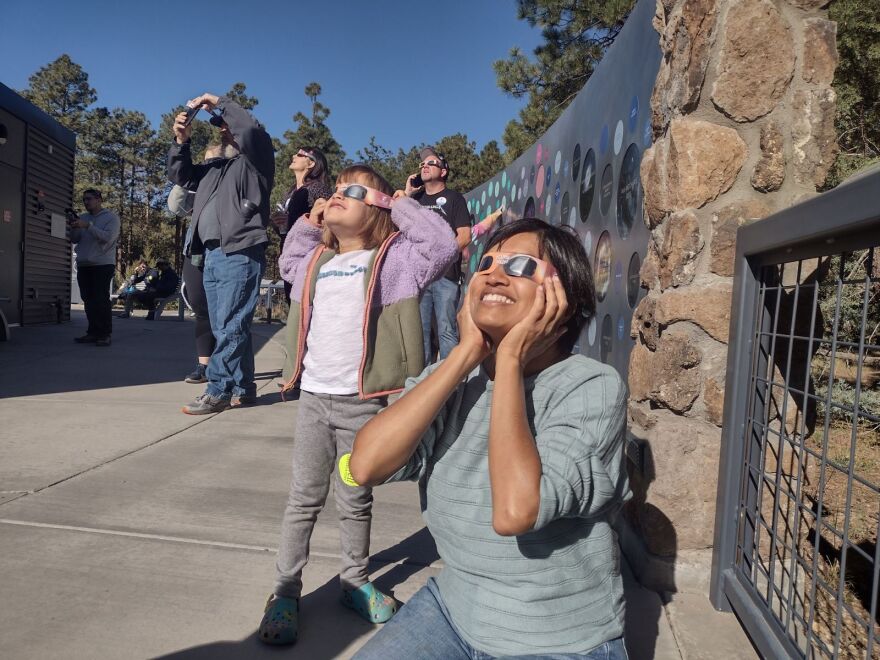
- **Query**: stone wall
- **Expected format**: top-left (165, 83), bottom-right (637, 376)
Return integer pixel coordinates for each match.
top-left (623, 0), bottom-right (838, 591)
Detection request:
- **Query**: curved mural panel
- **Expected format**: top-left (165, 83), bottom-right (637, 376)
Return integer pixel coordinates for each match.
top-left (463, 0), bottom-right (661, 378)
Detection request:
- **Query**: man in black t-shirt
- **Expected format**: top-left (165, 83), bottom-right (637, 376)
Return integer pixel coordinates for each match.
top-left (401, 147), bottom-right (471, 363)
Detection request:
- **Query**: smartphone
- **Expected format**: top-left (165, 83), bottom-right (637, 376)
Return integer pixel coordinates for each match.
top-left (411, 173), bottom-right (424, 188)
top-left (183, 105), bottom-right (200, 127)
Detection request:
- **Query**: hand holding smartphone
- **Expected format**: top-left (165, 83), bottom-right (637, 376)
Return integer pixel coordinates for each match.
top-left (183, 104), bottom-right (201, 127)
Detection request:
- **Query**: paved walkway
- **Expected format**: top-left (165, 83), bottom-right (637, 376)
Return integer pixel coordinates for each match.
top-left (0, 308), bottom-right (756, 659)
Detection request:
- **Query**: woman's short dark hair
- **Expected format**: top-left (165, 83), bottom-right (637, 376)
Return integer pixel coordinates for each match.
top-left (483, 218), bottom-right (596, 354)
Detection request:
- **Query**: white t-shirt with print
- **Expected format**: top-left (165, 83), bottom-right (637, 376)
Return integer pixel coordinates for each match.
top-left (300, 249), bottom-right (374, 395)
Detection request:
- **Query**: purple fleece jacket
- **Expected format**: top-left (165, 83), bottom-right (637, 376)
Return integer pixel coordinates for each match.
top-left (279, 197), bottom-right (458, 306)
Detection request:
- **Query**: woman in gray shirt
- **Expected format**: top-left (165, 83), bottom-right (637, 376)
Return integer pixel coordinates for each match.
top-left (349, 219), bottom-right (630, 659)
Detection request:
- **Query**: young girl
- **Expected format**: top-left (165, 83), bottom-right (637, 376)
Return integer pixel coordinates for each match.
top-left (259, 165), bottom-right (458, 645)
top-left (349, 219), bottom-right (630, 659)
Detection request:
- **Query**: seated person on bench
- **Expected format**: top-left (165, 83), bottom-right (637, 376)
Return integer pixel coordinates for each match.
top-left (114, 260), bottom-right (148, 303)
top-left (117, 258), bottom-right (179, 320)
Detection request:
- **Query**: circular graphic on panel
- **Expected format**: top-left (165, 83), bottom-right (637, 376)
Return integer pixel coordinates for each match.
top-left (618, 315), bottom-right (626, 340)
top-left (600, 314), bottom-right (613, 363)
top-left (568, 205), bottom-right (578, 228)
top-left (536, 144), bottom-right (543, 163)
top-left (579, 149), bottom-right (596, 223)
top-left (572, 144), bottom-right (581, 181)
top-left (530, 165), bottom-right (536, 184)
top-left (545, 166), bottom-right (552, 188)
top-left (617, 143), bottom-right (641, 240)
top-left (469, 252), bottom-right (478, 273)
top-left (594, 230), bottom-right (612, 302)
top-left (467, 199), bottom-right (472, 212)
top-left (560, 192), bottom-right (570, 225)
top-left (600, 125), bottom-right (610, 155)
top-left (522, 178), bottom-right (529, 197)
top-left (518, 188), bottom-right (523, 200)
top-left (627, 252), bottom-right (641, 309)
top-left (521, 166), bottom-right (526, 180)
top-left (564, 161), bottom-right (569, 178)
top-left (546, 194), bottom-right (553, 218)
top-left (494, 181), bottom-right (500, 198)
top-left (539, 198), bottom-right (545, 215)
top-left (587, 315), bottom-right (597, 346)
top-left (554, 150), bottom-right (562, 174)
top-left (600, 164), bottom-right (614, 216)
top-left (501, 172), bottom-right (507, 188)
top-left (473, 200), bottom-right (480, 216)
top-left (481, 190), bottom-right (486, 205)
top-left (583, 230), bottom-right (593, 258)
top-left (554, 182), bottom-right (561, 202)
top-left (629, 96), bottom-right (640, 132)
top-left (524, 196), bottom-right (536, 218)
top-left (501, 196), bottom-right (507, 210)
top-left (643, 119), bottom-right (652, 148)
top-left (614, 259), bottom-right (624, 295)
top-left (536, 165), bottom-right (545, 198)
top-left (511, 184), bottom-right (517, 201)
top-left (614, 120), bottom-right (624, 155)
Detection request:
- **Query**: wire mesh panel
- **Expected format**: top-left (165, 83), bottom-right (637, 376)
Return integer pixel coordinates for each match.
top-left (730, 243), bottom-right (880, 659)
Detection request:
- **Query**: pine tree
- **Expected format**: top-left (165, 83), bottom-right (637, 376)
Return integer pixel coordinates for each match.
top-left (495, 0), bottom-right (634, 163)
top-left (272, 82), bottom-right (346, 205)
top-left (20, 54), bottom-right (96, 132)
top-left (826, 0), bottom-right (880, 187)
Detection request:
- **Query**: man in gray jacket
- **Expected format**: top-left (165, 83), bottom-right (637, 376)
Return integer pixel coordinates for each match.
top-left (69, 189), bottom-right (120, 347)
top-left (167, 93), bottom-right (274, 414)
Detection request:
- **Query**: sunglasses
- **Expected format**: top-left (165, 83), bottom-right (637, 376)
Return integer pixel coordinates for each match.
top-left (419, 159), bottom-right (445, 169)
top-left (335, 183), bottom-right (393, 210)
top-left (296, 150), bottom-right (316, 162)
top-left (475, 252), bottom-right (557, 283)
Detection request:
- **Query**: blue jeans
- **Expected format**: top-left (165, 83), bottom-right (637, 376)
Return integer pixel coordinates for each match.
top-left (202, 243), bottom-right (265, 399)
top-left (420, 277), bottom-right (461, 364)
top-left (354, 578), bottom-right (629, 660)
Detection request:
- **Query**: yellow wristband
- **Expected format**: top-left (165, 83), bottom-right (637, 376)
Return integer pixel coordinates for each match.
top-left (338, 453), bottom-right (359, 487)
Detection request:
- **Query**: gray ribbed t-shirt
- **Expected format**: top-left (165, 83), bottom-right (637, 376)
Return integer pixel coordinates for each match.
top-left (390, 354), bottom-right (630, 656)
top-left (197, 194), bottom-right (221, 244)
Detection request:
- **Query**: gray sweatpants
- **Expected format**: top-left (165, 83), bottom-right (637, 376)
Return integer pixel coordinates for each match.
top-left (274, 390), bottom-right (386, 599)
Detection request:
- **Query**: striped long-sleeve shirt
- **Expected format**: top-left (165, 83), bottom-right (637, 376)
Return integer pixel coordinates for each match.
top-left (389, 354), bottom-right (630, 656)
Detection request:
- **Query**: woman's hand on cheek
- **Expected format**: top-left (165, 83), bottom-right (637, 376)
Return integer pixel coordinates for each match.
top-left (454, 285), bottom-right (493, 368)
top-left (496, 274), bottom-right (568, 365)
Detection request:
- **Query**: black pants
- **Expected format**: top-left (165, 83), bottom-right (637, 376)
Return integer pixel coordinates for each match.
top-left (183, 258), bottom-right (215, 359)
top-left (77, 264), bottom-right (115, 338)
top-left (125, 290), bottom-right (159, 312)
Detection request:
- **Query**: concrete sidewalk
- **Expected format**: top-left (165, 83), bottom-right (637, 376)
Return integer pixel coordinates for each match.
top-left (0, 309), bottom-right (756, 659)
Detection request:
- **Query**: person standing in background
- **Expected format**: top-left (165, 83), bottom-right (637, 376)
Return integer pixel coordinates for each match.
top-left (401, 147), bottom-right (470, 364)
top-left (69, 189), bottom-right (120, 347)
top-left (270, 146), bottom-right (333, 300)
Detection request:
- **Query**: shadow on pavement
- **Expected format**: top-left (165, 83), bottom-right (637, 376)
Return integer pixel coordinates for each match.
top-left (155, 527), bottom-right (440, 660)
top-left (0, 309), bottom-right (278, 398)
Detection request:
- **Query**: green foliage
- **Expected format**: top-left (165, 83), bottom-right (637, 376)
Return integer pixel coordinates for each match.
top-left (20, 54), bottom-right (96, 133)
top-left (355, 134), bottom-right (507, 196)
top-left (272, 82), bottom-right (347, 206)
top-left (826, 0), bottom-right (880, 187)
top-left (224, 82), bottom-right (259, 110)
top-left (494, 0), bottom-right (634, 163)
top-left (817, 252), bottom-right (880, 348)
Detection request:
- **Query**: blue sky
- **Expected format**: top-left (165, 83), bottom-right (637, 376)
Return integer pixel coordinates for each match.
top-left (1, 0), bottom-right (543, 157)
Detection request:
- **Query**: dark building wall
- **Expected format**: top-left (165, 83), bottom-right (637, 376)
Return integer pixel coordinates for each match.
top-left (462, 0), bottom-right (661, 380)
top-left (0, 83), bottom-right (76, 327)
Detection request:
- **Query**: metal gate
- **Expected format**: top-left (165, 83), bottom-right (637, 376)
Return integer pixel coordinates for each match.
top-left (711, 168), bottom-right (880, 659)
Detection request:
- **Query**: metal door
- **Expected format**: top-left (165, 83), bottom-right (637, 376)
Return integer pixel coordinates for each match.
top-left (0, 161), bottom-right (23, 325)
